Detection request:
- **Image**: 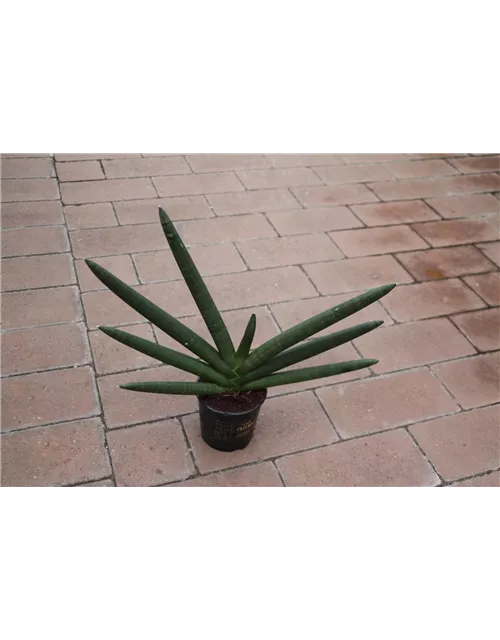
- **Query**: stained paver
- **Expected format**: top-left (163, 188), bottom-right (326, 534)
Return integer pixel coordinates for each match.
top-left (2, 153), bottom-right (499, 486)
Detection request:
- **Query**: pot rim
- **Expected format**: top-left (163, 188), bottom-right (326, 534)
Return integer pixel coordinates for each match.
top-left (197, 388), bottom-right (268, 417)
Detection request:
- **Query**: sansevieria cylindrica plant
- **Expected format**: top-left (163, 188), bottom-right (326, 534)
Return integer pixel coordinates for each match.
top-left (86, 208), bottom-right (395, 397)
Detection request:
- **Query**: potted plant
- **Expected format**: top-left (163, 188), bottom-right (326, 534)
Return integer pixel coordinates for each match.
top-left (86, 208), bottom-right (395, 452)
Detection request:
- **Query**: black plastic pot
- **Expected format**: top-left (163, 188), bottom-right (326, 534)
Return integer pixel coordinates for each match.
top-left (197, 389), bottom-right (267, 452)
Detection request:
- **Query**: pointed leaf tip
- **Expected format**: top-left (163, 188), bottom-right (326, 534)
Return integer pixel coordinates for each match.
top-left (241, 358), bottom-right (378, 390)
top-left (78, 259), bottom-right (233, 375)
top-left (240, 283), bottom-right (397, 374)
top-left (235, 313), bottom-right (257, 362)
top-left (158, 209), bottom-right (236, 365)
top-left (99, 325), bottom-right (115, 336)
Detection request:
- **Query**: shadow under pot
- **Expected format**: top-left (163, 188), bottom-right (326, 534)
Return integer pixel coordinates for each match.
top-left (197, 387), bottom-right (267, 452)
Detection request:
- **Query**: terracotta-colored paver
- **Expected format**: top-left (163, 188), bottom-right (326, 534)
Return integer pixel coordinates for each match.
top-left (77, 479), bottom-right (115, 487)
top-left (133, 244), bottom-right (246, 283)
top-left (452, 308), bottom-right (500, 351)
top-left (2, 323), bottom-right (90, 375)
top-left (396, 246), bottom-right (494, 281)
top-left (183, 391), bottom-right (336, 474)
top-left (266, 206), bottom-right (363, 235)
top-left (2, 225), bottom-right (68, 257)
top-left (384, 159), bottom-right (458, 179)
top-left (207, 188), bottom-right (298, 215)
top-left (81, 287), bottom-right (154, 328)
top-left (277, 430), bottom-right (439, 487)
top-left (64, 203), bottom-right (117, 230)
top-left (464, 272), bottom-right (500, 306)
top-left (141, 151), bottom-right (191, 158)
top-left (370, 174), bottom-right (500, 201)
top-left (339, 153), bottom-right (405, 164)
top-left (60, 177), bottom-right (156, 204)
top-left (330, 225), bottom-right (427, 257)
top-left (90, 323), bottom-right (158, 375)
top-left (265, 154), bottom-right (343, 167)
top-left (312, 163), bottom-right (392, 184)
top-left (292, 183), bottom-right (378, 208)
top-left (413, 215), bottom-right (500, 247)
top-left (1, 201), bottom-right (64, 228)
top-left (107, 419), bottom-right (194, 487)
top-left (443, 173), bottom-right (500, 194)
top-left (206, 266), bottom-right (317, 310)
top-left (355, 318), bottom-right (476, 374)
top-left (2, 286), bottom-right (82, 329)
top-left (477, 241), bottom-right (500, 268)
top-left (432, 352), bottom-right (500, 409)
top-left (304, 255), bottom-right (412, 295)
top-left (450, 471), bottom-right (500, 487)
top-left (369, 177), bottom-right (447, 201)
top-left (153, 172), bottom-right (243, 197)
top-left (2, 157), bottom-right (54, 179)
top-left (425, 194), bottom-right (500, 219)
top-left (98, 367), bottom-right (197, 429)
top-left (55, 153), bottom-right (140, 161)
top-left (171, 462), bottom-right (283, 487)
top-left (176, 213), bottom-right (276, 244)
top-left (316, 368), bottom-right (458, 438)
top-left (448, 155), bottom-right (500, 174)
top-left (187, 154), bottom-right (269, 173)
top-left (1, 367), bottom-right (99, 432)
top-left (236, 167), bottom-right (321, 190)
top-left (1, 418), bottom-right (111, 487)
top-left (113, 196), bottom-right (213, 224)
top-left (75, 254), bottom-right (138, 292)
top-left (56, 160), bottom-right (105, 182)
top-left (3, 154), bottom-right (54, 158)
top-left (3, 178), bottom-right (60, 202)
top-left (1, 254), bottom-right (75, 292)
top-left (381, 279), bottom-right (485, 322)
top-left (236, 233), bottom-right (342, 269)
top-left (351, 200), bottom-right (439, 226)
top-left (405, 151), bottom-right (474, 158)
top-left (71, 223), bottom-right (166, 258)
top-left (410, 406), bottom-right (500, 482)
top-left (102, 156), bottom-right (190, 178)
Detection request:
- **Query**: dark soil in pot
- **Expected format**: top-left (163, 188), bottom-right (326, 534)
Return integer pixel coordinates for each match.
top-left (197, 388), bottom-right (267, 452)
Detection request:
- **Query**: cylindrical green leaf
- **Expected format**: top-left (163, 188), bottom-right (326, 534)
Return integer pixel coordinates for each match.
top-left (120, 381), bottom-right (225, 396)
top-left (235, 314), bottom-right (257, 364)
top-left (100, 326), bottom-right (233, 387)
top-left (239, 320), bottom-right (383, 384)
top-left (85, 259), bottom-right (234, 378)
top-left (239, 284), bottom-right (395, 374)
top-left (159, 208), bottom-right (236, 366)
top-left (241, 359), bottom-right (378, 390)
